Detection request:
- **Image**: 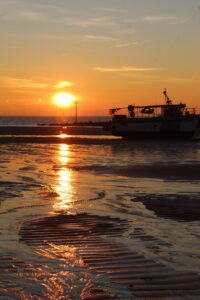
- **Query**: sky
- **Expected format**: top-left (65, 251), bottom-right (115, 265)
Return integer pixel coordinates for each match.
top-left (1, 0), bottom-right (200, 116)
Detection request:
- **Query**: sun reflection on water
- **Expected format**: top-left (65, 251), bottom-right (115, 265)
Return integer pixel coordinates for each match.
top-left (58, 133), bottom-right (69, 139)
top-left (59, 143), bottom-right (70, 163)
top-left (53, 144), bottom-right (74, 211)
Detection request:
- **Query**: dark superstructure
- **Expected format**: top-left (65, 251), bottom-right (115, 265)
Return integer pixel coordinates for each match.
top-left (109, 90), bottom-right (200, 139)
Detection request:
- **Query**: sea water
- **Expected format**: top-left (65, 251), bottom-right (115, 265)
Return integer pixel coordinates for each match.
top-left (0, 119), bottom-right (200, 299)
top-left (0, 116), bottom-right (110, 126)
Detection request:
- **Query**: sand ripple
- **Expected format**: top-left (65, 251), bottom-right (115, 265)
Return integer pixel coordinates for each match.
top-left (18, 213), bottom-right (200, 299)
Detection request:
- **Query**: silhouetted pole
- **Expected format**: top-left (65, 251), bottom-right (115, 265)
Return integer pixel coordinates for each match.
top-left (74, 100), bottom-right (78, 124)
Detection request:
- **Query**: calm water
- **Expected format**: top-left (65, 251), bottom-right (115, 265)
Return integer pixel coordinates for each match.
top-left (0, 126), bottom-right (200, 298)
top-left (0, 116), bottom-right (110, 126)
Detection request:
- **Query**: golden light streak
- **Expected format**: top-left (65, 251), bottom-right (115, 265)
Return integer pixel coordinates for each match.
top-left (53, 144), bottom-right (74, 211)
top-left (59, 143), bottom-right (70, 163)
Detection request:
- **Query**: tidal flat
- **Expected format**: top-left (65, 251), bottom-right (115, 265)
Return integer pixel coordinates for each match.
top-left (0, 134), bottom-right (200, 299)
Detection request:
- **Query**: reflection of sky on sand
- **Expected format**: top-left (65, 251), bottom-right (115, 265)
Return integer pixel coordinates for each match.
top-left (53, 144), bottom-right (74, 211)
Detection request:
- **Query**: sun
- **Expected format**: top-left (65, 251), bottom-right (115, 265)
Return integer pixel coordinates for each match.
top-left (54, 93), bottom-right (75, 107)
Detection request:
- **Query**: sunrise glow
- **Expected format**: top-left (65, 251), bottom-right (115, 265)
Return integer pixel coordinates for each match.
top-left (54, 93), bottom-right (76, 107)
top-left (0, 0), bottom-right (200, 116)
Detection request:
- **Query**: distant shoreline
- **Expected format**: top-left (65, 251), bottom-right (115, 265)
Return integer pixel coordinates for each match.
top-left (0, 125), bottom-right (110, 136)
top-left (37, 121), bottom-right (110, 127)
top-left (0, 116), bottom-right (111, 127)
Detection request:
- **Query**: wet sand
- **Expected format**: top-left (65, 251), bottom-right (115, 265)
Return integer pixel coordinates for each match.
top-left (17, 213), bottom-right (200, 299)
top-left (100, 164), bottom-right (200, 181)
top-left (0, 125), bottom-right (119, 145)
top-left (133, 194), bottom-right (200, 222)
top-left (0, 130), bottom-right (200, 299)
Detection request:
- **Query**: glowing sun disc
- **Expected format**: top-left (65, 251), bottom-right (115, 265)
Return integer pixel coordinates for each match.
top-left (54, 93), bottom-right (75, 107)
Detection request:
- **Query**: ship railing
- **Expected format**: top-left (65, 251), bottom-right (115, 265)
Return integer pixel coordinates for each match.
top-left (112, 107), bottom-right (200, 118)
top-left (128, 107), bottom-right (200, 118)
top-left (183, 108), bottom-right (200, 116)
top-left (130, 109), bottom-right (161, 118)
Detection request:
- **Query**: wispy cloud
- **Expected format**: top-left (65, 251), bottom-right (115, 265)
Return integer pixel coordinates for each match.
top-left (0, 2), bottom-right (78, 24)
top-left (34, 34), bottom-right (71, 40)
top-left (142, 16), bottom-right (188, 24)
top-left (83, 35), bottom-right (117, 41)
top-left (54, 81), bottom-right (73, 88)
top-left (1, 77), bottom-right (74, 90)
top-left (1, 77), bottom-right (48, 89)
top-left (95, 66), bottom-right (160, 73)
top-left (96, 7), bottom-right (122, 13)
top-left (18, 11), bottom-right (46, 21)
top-left (62, 17), bottom-right (115, 27)
top-left (112, 42), bottom-right (138, 48)
top-left (2, 9), bottom-right (47, 22)
top-left (1, 1), bottom-right (116, 28)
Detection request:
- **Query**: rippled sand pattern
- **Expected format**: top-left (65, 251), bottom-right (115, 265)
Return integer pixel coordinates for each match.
top-left (19, 213), bottom-right (200, 299)
top-left (0, 140), bottom-right (200, 299)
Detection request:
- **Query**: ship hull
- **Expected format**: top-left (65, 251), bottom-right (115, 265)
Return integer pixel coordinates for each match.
top-left (111, 116), bottom-right (199, 139)
top-left (113, 130), bottom-right (195, 139)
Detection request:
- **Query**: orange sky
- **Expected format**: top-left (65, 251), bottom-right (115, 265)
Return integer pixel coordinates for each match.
top-left (0, 0), bottom-right (200, 116)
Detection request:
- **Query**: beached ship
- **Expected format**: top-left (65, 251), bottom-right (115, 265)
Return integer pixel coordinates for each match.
top-left (108, 90), bottom-right (200, 139)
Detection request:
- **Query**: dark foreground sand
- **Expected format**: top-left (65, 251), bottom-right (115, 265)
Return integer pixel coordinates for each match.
top-left (133, 194), bottom-right (200, 222)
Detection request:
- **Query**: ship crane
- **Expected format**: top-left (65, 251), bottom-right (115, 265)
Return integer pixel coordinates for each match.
top-left (163, 88), bottom-right (172, 105)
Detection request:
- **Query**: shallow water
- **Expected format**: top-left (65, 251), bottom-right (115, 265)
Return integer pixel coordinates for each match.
top-left (0, 137), bottom-right (200, 299)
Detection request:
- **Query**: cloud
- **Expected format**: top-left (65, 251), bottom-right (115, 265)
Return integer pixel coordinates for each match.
top-left (96, 7), bottom-right (122, 13)
top-left (18, 11), bottom-right (46, 21)
top-left (112, 42), bottom-right (138, 48)
top-left (62, 17), bottom-right (115, 27)
top-left (54, 81), bottom-right (73, 88)
top-left (142, 16), bottom-right (188, 24)
top-left (1, 1), bottom-right (70, 23)
top-left (95, 66), bottom-right (160, 72)
top-left (34, 34), bottom-right (71, 40)
top-left (1, 77), bottom-right (48, 89)
top-left (2, 8), bottom-right (47, 22)
top-left (0, 77), bottom-right (74, 90)
top-left (83, 35), bottom-right (117, 41)
top-left (1, 1), bottom-right (116, 28)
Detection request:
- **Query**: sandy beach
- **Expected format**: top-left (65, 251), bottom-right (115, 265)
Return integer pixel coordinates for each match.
top-left (0, 130), bottom-right (199, 299)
